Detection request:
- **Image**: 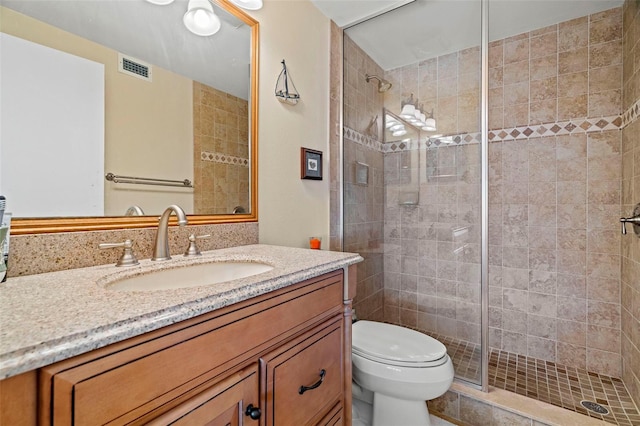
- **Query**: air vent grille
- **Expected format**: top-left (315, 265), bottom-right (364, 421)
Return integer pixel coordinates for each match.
top-left (123, 58), bottom-right (148, 78)
top-left (118, 53), bottom-right (152, 82)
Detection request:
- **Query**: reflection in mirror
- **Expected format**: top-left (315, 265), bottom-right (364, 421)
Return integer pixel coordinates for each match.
top-left (0, 0), bottom-right (258, 233)
top-left (383, 109), bottom-right (421, 206)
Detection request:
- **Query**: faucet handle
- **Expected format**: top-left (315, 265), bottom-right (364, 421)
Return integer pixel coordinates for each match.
top-left (184, 234), bottom-right (211, 257)
top-left (99, 239), bottom-right (140, 267)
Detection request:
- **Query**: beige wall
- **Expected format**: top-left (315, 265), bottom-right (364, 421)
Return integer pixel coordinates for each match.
top-left (247, 0), bottom-right (331, 249)
top-left (621, 0), bottom-right (640, 407)
top-left (1, 7), bottom-right (195, 216)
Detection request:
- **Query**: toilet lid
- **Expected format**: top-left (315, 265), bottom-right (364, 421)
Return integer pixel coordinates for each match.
top-left (352, 321), bottom-right (447, 367)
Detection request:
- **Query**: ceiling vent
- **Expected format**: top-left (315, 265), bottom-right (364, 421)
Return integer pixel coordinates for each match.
top-left (118, 53), bottom-right (152, 82)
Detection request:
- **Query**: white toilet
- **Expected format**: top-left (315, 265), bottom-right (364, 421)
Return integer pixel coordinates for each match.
top-left (351, 321), bottom-right (454, 426)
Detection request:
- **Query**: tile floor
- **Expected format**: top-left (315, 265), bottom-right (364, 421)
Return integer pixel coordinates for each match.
top-left (430, 333), bottom-right (640, 426)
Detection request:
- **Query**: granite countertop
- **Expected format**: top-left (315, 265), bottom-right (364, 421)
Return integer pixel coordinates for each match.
top-left (0, 244), bottom-right (363, 380)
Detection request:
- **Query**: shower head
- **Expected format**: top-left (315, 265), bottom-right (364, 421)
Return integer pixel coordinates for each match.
top-left (365, 74), bottom-right (392, 93)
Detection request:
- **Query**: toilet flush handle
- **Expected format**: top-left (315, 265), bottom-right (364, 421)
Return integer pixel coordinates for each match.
top-left (299, 369), bottom-right (326, 395)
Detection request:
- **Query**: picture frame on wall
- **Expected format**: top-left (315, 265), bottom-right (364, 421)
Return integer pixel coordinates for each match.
top-left (301, 148), bottom-right (323, 180)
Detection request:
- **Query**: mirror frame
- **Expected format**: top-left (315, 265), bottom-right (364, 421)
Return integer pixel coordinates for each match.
top-left (10, 0), bottom-right (259, 236)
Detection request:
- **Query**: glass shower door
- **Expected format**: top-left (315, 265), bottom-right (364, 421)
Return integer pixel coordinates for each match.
top-left (343, 0), bottom-right (486, 387)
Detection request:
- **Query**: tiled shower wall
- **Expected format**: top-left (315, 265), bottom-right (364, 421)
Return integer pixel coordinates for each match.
top-left (382, 143), bottom-right (483, 344)
top-left (343, 7), bottom-right (629, 378)
top-left (485, 7), bottom-right (624, 377)
top-left (377, 20), bottom-right (484, 349)
top-left (488, 132), bottom-right (621, 376)
top-left (621, 0), bottom-right (640, 407)
top-left (193, 82), bottom-right (250, 215)
top-left (383, 47), bottom-right (481, 136)
top-left (343, 35), bottom-right (386, 322)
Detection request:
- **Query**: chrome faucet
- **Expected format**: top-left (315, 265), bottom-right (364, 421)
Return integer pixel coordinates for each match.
top-left (152, 205), bottom-right (188, 261)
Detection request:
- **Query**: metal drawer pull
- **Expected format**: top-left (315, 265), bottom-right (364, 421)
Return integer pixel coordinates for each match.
top-left (299, 369), bottom-right (326, 395)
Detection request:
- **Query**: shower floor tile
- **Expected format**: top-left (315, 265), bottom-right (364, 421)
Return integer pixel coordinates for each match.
top-left (426, 333), bottom-right (640, 426)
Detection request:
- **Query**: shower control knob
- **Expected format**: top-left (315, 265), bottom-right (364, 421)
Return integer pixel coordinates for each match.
top-left (620, 203), bottom-right (640, 237)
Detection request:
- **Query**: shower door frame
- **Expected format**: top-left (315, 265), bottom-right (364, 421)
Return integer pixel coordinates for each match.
top-left (480, 0), bottom-right (489, 393)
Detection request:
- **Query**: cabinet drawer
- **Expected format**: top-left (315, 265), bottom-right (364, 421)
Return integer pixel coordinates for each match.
top-left (264, 321), bottom-right (343, 426)
top-left (147, 365), bottom-right (259, 426)
top-left (44, 272), bottom-right (343, 425)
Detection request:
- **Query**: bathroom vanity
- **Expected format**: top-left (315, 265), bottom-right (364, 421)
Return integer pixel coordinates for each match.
top-left (0, 245), bottom-right (361, 425)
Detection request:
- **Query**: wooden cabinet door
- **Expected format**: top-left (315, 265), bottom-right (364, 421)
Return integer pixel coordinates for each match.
top-left (147, 365), bottom-right (260, 426)
top-left (318, 404), bottom-right (343, 426)
top-left (262, 319), bottom-right (344, 426)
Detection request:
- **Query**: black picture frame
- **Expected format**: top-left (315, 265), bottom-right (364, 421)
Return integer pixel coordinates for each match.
top-left (301, 148), bottom-right (323, 180)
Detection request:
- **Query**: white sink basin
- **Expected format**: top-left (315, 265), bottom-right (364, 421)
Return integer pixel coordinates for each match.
top-left (106, 261), bottom-right (274, 291)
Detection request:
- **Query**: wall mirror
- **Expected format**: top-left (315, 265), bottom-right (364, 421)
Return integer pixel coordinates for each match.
top-left (0, 0), bottom-right (258, 234)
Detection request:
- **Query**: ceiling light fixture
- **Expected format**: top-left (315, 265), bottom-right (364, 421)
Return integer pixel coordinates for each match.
top-left (183, 0), bottom-right (221, 36)
top-left (145, 0), bottom-right (175, 5)
top-left (228, 0), bottom-right (263, 10)
top-left (400, 94), bottom-right (416, 119)
top-left (401, 93), bottom-right (437, 131)
top-left (422, 110), bottom-right (437, 131)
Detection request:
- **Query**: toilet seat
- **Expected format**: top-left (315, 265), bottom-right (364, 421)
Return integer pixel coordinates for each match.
top-left (352, 320), bottom-right (447, 367)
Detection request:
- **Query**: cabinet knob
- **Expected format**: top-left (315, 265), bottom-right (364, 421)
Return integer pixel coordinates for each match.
top-left (298, 369), bottom-right (326, 395)
top-left (245, 404), bottom-right (261, 420)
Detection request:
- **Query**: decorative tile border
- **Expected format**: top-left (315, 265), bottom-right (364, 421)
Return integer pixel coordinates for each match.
top-left (344, 108), bottom-right (640, 153)
top-left (488, 115), bottom-right (622, 142)
top-left (200, 151), bottom-right (249, 166)
top-left (380, 133), bottom-right (484, 152)
top-left (622, 97), bottom-right (640, 127)
top-left (343, 128), bottom-right (384, 152)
